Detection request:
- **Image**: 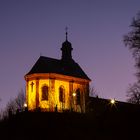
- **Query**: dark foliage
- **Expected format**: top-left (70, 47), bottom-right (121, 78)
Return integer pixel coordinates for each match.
top-left (124, 12), bottom-right (140, 60)
top-left (127, 83), bottom-right (140, 104)
top-left (4, 89), bottom-right (25, 116)
top-left (124, 11), bottom-right (140, 103)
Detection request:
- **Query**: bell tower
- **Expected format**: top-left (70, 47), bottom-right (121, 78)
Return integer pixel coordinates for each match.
top-left (61, 27), bottom-right (73, 61)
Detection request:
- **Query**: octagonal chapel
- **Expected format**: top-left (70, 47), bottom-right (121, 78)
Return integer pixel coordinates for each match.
top-left (24, 32), bottom-right (91, 113)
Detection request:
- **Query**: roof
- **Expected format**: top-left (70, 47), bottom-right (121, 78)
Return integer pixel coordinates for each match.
top-left (25, 56), bottom-right (90, 80)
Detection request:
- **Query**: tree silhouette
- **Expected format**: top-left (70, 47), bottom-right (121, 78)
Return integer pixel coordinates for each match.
top-left (5, 89), bottom-right (25, 116)
top-left (124, 11), bottom-right (140, 103)
top-left (89, 86), bottom-right (99, 98)
top-left (15, 89), bottom-right (25, 111)
top-left (127, 83), bottom-right (140, 104)
top-left (124, 11), bottom-right (140, 79)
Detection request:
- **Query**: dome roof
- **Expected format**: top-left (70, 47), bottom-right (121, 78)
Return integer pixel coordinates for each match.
top-left (62, 40), bottom-right (72, 47)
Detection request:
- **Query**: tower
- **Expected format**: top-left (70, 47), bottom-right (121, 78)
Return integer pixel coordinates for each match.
top-left (61, 29), bottom-right (73, 61)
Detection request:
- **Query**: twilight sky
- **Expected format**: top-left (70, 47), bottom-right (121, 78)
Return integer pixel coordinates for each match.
top-left (0, 0), bottom-right (140, 109)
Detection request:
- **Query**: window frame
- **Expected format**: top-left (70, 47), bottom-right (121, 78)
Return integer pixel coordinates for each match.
top-left (41, 85), bottom-right (49, 101)
top-left (59, 86), bottom-right (65, 103)
top-left (76, 88), bottom-right (81, 105)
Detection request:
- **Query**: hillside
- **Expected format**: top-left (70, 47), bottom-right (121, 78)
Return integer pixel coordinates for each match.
top-left (0, 99), bottom-right (140, 140)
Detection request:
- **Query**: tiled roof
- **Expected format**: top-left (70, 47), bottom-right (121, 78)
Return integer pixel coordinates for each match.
top-left (26, 56), bottom-right (90, 80)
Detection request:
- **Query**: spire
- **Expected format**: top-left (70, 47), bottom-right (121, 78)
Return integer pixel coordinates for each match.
top-left (61, 28), bottom-right (73, 61)
top-left (65, 27), bottom-right (68, 41)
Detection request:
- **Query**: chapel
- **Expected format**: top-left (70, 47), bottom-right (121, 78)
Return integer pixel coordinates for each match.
top-left (24, 31), bottom-right (91, 113)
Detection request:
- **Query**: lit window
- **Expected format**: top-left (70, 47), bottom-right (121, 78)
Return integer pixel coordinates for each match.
top-left (59, 86), bottom-right (65, 103)
top-left (76, 88), bottom-right (81, 105)
top-left (42, 85), bottom-right (49, 100)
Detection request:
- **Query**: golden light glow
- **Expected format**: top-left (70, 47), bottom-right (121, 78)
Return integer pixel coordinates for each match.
top-left (25, 73), bottom-right (89, 113)
top-left (110, 99), bottom-right (115, 104)
top-left (72, 93), bottom-right (76, 97)
top-left (24, 103), bottom-right (27, 107)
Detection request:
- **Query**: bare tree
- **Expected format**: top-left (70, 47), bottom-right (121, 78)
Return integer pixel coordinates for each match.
top-left (89, 86), bottom-right (99, 98)
top-left (15, 89), bottom-right (25, 111)
top-left (5, 89), bottom-right (25, 116)
top-left (127, 83), bottom-right (140, 104)
top-left (124, 11), bottom-right (140, 103)
top-left (124, 11), bottom-right (140, 77)
top-left (6, 98), bottom-right (17, 114)
top-left (124, 11), bottom-right (140, 60)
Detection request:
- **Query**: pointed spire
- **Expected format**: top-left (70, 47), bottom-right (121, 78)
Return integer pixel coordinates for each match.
top-left (65, 27), bottom-right (68, 41)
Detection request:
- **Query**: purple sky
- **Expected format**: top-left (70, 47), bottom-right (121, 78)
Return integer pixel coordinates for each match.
top-left (0, 0), bottom-right (140, 109)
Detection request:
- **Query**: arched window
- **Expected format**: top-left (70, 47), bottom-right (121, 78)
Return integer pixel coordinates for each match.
top-left (76, 88), bottom-right (80, 105)
top-left (59, 86), bottom-right (65, 103)
top-left (42, 85), bottom-right (49, 101)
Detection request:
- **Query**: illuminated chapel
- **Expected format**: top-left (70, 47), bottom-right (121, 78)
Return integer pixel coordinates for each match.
top-left (24, 32), bottom-right (91, 113)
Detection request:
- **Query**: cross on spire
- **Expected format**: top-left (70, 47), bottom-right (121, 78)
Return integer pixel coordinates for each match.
top-left (65, 27), bottom-right (68, 41)
top-left (61, 27), bottom-right (73, 61)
